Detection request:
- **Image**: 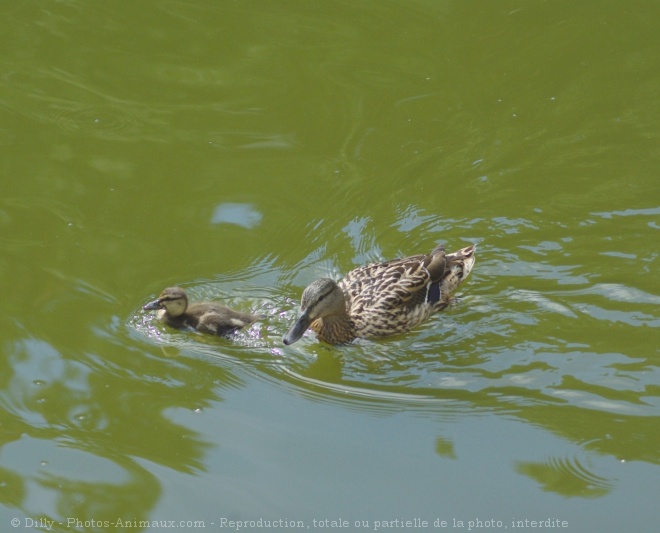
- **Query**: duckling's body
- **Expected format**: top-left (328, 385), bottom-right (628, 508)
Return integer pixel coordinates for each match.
top-left (283, 244), bottom-right (476, 345)
top-left (144, 287), bottom-right (260, 336)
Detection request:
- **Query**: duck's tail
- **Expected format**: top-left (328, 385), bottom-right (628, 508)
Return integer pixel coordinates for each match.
top-left (441, 243), bottom-right (477, 297)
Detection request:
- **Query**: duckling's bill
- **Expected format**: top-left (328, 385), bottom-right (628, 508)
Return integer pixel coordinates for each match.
top-left (143, 298), bottom-right (164, 311)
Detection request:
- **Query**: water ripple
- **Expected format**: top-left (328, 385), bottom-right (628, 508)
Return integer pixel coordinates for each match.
top-left (48, 102), bottom-right (142, 140)
top-left (516, 454), bottom-right (613, 497)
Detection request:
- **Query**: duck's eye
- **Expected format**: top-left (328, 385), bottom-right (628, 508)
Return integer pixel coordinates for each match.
top-left (318, 291), bottom-right (333, 302)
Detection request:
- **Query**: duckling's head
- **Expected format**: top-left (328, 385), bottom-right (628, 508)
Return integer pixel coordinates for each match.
top-left (143, 287), bottom-right (189, 317)
top-left (283, 278), bottom-right (345, 345)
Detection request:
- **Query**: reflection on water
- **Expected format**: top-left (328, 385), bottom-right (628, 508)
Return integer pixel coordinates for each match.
top-left (210, 203), bottom-right (263, 229)
top-left (1, 307), bottom-right (231, 524)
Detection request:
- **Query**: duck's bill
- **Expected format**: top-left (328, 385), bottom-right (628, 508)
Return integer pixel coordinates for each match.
top-left (283, 312), bottom-right (311, 345)
top-left (143, 298), bottom-right (163, 311)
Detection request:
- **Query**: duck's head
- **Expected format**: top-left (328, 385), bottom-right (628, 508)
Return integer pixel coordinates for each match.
top-left (283, 278), bottom-right (345, 345)
top-left (143, 287), bottom-right (189, 317)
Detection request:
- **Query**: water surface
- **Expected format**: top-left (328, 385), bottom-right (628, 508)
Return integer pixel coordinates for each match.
top-left (0, 1), bottom-right (658, 532)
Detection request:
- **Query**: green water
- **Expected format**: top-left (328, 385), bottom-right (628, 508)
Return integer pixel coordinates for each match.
top-left (1, 1), bottom-right (658, 532)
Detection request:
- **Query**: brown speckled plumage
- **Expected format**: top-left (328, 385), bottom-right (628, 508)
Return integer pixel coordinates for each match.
top-left (283, 244), bottom-right (476, 345)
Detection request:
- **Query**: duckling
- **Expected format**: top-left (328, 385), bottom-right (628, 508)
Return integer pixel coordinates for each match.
top-left (283, 243), bottom-right (476, 345)
top-left (144, 286), bottom-right (260, 336)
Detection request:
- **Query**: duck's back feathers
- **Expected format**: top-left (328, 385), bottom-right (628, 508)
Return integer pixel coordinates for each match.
top-left (341, 243), bottom-right (454, 308)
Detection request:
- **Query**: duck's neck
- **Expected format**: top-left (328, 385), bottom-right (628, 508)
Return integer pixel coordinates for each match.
top-left (311, 314), bottom-right (356, 344)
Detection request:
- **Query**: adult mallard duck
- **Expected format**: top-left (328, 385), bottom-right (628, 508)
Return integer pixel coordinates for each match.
top-left (144, 287), bottom-right (260, 336)
top-left (283, 244), bottom-right (476, 345)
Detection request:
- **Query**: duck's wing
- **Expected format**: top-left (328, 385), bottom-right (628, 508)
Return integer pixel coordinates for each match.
top-left (340, 248), bottom-right (447, 312)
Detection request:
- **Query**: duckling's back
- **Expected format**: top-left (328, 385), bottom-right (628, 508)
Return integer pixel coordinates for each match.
top-left (185, 303), bottom-right (260, 336)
